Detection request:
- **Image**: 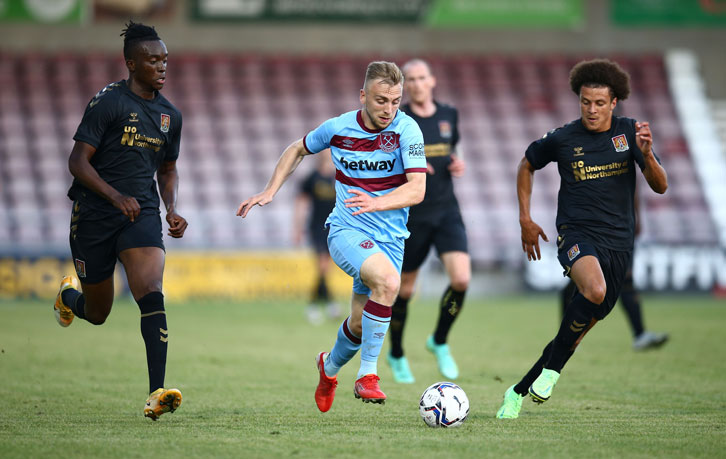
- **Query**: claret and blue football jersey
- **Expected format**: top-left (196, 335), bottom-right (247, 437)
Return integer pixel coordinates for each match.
top-left (303, 109), bottom-right (426, 242)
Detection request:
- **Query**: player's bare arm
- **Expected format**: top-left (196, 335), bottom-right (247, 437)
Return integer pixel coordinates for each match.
top-left (516, 156), bottom-right (549, 261)
top-left (236, 138), bottom-right (310, 218)
top-left (635, 121), bottom-right (668, 194)
top-left (344, 171), bottom-right (425, 216)
top-left (157, 160), bottom-right (187, 238)
top-left (68, 140), bottom-right (140, 221)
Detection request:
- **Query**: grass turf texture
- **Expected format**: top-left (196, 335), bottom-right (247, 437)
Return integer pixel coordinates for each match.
top-left (1, 294), bottom-right (724, 458)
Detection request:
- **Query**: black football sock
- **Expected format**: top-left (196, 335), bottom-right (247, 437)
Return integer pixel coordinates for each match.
top-left (619, 271), bottom-right (644, 337)
top-left (545, 293), bottom-right (598, 372)
top-left (137, 292), bottom-right (167, 394)
top-left (389, 296), bottom-right (409, 358)
top-left (62, 288), bottom-right (86, 320)
top-left (316, 275), bottom-right (330, 303)
top-left (433, 286), bottom-right (466, 345)
top-left (514, 340), bottom-right (553, 396)
top-left (560, 280), bottom-right (577, 319)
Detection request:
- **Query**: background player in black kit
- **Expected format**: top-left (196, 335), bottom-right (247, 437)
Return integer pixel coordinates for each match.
top-left (53, 21), bottom-right (187, 421)
top-left (497, 59), bottom-right (668, 419)
top-left (386, 59), bottom-right (470, 383)
top-left (293, 150), bottom-right (341, 324)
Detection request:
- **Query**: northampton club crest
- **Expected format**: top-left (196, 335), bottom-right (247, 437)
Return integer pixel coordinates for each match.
top-left (160, 113), bottom-right (170, 133)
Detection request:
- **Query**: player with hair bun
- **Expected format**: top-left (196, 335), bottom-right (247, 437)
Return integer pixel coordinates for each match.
top-left (53, 21), bottom-right (186, 420)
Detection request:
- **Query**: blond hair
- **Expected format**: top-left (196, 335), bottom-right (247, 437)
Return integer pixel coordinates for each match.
top-left (364, 61), bottom-right (404, 89)
top-left (401, 58), bottom-right (432, 78)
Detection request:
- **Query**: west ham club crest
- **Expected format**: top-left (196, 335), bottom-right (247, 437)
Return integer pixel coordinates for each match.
top-left (379, 131), bottom-right (398, 153)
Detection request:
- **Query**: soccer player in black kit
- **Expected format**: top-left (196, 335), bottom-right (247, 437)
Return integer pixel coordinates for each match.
top-left (386, 59), bottom-right (470, 383)
top-left (293, 150), bottom-right (341, 324)
top-left (496, 59), bottom-right (667, 419)
top-left (52, 21), bottom-right (187, 421)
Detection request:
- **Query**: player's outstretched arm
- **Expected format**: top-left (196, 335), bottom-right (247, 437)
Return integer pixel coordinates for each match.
top-left (344, 172), bottom-right (425, 216)
top-left (158, 160), bottom-right (187, 238)
top-left (68, 140), bottom-right (141, 222)
top-left (517, 156), bottom-right (548, 261)
top-left (635, 121), bottom-right (668, 194)
top-left (236, 139), bottom-right (310, 218)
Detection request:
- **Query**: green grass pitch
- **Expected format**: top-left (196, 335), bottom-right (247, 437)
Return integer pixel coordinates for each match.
top-left (1, 293), bottom-right (725, 458)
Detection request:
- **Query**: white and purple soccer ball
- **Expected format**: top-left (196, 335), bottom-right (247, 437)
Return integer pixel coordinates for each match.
top-left (419, 382), bottom-right (469, 428)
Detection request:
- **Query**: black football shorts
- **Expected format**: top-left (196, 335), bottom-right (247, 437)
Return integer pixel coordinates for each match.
top-left (556, 232), bottom-right (632, 320)
top-left (402, 207), bottom-right (468, 273)
top-left (69, 201), bottom-right (164, 283)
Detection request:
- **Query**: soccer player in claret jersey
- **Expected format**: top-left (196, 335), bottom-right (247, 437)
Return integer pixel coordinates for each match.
top-left (496, 59), bottom-right (668, 419)
top-left (386, 59), bottom-right (470, 383)
top-left (53, 21), bottom-right (187, 420)
top-left (237, 61), bottom-right (426, 411)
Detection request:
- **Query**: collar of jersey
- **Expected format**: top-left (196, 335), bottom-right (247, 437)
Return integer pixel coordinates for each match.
top-left (356, 110), bottom-right (399, 134)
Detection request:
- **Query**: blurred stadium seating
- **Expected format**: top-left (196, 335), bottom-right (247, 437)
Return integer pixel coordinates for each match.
top-left (0, 52), bottom-right (718, 267)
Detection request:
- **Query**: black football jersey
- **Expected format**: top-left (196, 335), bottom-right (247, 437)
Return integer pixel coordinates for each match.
top-left (525, 116), bottom-right (659, 251)
top-left (69, 80), bottom-right (182, 214)
top-left (300, 170), bottom-right (336, 231)
top-left (401, 101), bottom-right (460, 218)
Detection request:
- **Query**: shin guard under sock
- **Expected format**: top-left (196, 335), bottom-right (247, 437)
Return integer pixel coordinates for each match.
top-left (137, 292), bottom-right (167, 394)
top-left (324, 317), bottom-right (361, 377)
top-left (389, 296), bottom-right (409, 358)
top-left (357, 300), bottom-right (391, 378)
top-left (433, 286), bottom-right (466, 345)
top-left (545, 293), bottom-right (598, 372)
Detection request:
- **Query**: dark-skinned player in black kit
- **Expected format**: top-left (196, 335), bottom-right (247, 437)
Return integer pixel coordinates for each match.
top-left (496, 59), bottom-right (667, 419)
top-left (53, 21), bottom-right (187, 421)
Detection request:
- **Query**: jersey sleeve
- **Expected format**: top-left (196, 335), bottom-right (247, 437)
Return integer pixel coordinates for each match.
top-left (73, 92), bottom-right (118, 149)
top-left (525, 129), bottom-right (559, 170)
top-left (400, 120), bottom-right (427, 173)
top-left (165, 111), bottom-right (182, 162)
top-left (303, 118), bottom-right (335, 154)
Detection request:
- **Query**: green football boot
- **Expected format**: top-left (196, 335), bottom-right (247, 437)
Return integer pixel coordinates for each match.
top-left (386, 352), bottom-right (415, 384)
top-left (496, 385), bottom-right (523, 419)
top-left (529, 369), bottom-right (560, 404)
top-left (426, 335), bottom-right (459, 380)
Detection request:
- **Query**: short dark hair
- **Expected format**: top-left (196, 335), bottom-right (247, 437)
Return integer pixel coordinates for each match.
top-left (120, 20), bottom-right (160, 60)
top-left (569, 59), bottom-right (630, 101)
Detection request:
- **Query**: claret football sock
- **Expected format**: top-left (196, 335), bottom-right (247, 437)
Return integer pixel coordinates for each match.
top-left (137, 291), bottom-right (168, 394)
top-left (357, 300), bottom-right (392, 379)
top-left (324, 317), bottom-right (361, 378)
top-left (433, 286), bottom-right (466, 345)
top-left (389, 296), bottom-right (409, 358)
